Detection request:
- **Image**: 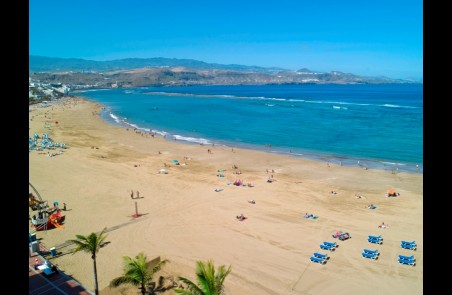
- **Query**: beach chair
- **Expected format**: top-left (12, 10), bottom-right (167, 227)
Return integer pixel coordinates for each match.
top-left (398, 255), bottom-right (415, 262)
top-left (319, 244), bottom-right (336, 251)
top-left (313, 252), bottom-right (329, 260)
top-left (363, 249), bottom-right (379, 256)
top-left (323, 241), bottom-right (338, 248)
top-left (361, 251), bottom-right (378, 260)
top-left (368, 237), bottom-right (383, 245)
top-left (310, 256), bottom-right (326, 264)
top-left (368, 235), bottom-right (383, 241)
top-left (400, 243), bottom-right (416, 250)
top-left (401, 240), bottom-right (416, 246)
top-left (398, 257), bottom-right (415, 266)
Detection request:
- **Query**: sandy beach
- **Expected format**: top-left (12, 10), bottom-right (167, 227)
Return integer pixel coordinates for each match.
top-left (29, 97), bottom-right (423, 295)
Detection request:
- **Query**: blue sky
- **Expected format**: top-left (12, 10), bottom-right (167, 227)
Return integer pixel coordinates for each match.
top-left (29, 0), bottom-right (423, 79)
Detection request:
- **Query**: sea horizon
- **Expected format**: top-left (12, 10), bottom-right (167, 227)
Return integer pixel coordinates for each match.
top-left (74, 83), bottom-right (423, 173)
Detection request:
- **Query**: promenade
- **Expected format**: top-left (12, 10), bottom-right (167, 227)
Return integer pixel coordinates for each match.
top-left (29, 242), bottom-right (93, 295)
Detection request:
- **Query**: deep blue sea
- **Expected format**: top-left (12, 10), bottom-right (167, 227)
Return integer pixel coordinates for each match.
top-left (75, 84), bottom-right (423, 173)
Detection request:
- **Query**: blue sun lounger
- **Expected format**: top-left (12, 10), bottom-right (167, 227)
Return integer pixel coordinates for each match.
top-left (368, 235), bottom-right (383, 241)
top-left (401, 241), bottom-right (416, 249)
top-left (310, 256), bottom-right (326, 264)
top-left (362, 251), bottom-right (378, 260)
top-left (398, 255), bottom-right (415, 262)
top-left (363, 249), bottom-right (379, 256)
top-left (323, 241), bottom-right (337, 248)
top-left (313, 252), bottom-right (329, 260)
top-left (319, 244), bottom-right (336, 251)
top-left (398, 257), bottom-right (415, 266)
top-left (401, 240), bottom-right (416, 246)
top-left (400, 242), bottom-right (416, 250)
top-left (368, 237), bottom-right (383, 244)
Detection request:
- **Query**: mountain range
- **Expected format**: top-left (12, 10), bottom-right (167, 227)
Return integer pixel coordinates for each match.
top-left (29, 55), bottom-right (420, 87)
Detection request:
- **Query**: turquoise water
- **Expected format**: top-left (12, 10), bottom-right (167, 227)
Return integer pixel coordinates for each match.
top-left (75, 84), bottom-right (423, 173)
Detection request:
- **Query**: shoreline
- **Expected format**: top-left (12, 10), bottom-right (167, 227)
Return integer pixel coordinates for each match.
top-left (29, 96), bottom-right (423, 295)
top-left (85, 94), bottom-right (422, 174)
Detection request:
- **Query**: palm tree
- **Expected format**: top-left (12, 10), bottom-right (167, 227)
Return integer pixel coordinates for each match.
top-left (69, 227), bottom-right (108, 295)
top-left (109, 252), bottom-right (169, 295)
top-left (174, 260), bottom-right (232, 295)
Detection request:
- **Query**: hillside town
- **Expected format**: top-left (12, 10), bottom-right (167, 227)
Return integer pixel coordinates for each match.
top-left (29, 77), bottom-right (70, 104)
top-left (29, 76), bottom-right (114, 104)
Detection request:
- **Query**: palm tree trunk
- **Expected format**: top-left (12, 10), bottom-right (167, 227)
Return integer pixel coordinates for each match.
top-left (93, 257), bottom-right (99, 295)
top-left (141, 282), bottom-right (146, 295)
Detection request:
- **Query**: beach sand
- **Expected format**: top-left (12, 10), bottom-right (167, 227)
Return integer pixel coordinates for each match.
top-left (29, 97), bottom-right (423, 295)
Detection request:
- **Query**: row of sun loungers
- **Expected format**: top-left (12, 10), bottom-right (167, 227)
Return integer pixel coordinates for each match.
top-left (364, 235), bottom-right (382, 259)
top-left (362, 236), bottom-right (417, 266)
top-left (310, 241), bottom-right (339, 265)
top-left (310, 252), bottom-right (329, 264)
top-left (362, 251), bottom-right (416, 265)
top-left (319, 241), bottom-right (338, 251)
top-left (311, 236), bottom-right (417, 266)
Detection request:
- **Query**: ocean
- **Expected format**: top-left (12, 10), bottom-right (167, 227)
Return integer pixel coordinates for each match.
top-left (75, 83), bottom-right (423, 173)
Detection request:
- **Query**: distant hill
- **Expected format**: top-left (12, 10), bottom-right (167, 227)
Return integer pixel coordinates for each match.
top-left (29, 55), bottom-right (284, 73)
top-left (29, 55), bottom-right (418, 86)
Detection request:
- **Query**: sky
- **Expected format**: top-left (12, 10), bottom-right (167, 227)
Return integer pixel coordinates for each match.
top-left (29, 0), bottom-right (423, 80)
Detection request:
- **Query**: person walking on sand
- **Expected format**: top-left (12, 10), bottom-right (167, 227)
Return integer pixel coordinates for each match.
top-left (130, 190), bottom-right (134, 199)
top-left (136, 191), bottom-right (140, 198)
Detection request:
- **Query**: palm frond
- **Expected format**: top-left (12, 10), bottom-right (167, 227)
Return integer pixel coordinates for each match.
top-left (174, 288), bottom-right (197, 295)
top-left (174, 288), bottom-right (196, 295)
top-left (110, 276), bottom-right (139, 288)
top-left (176, 260), bottom-right (232, 295)
top-left (69, 227), bottom-right (108, 255)
top-left (110, 252), bottom-right (169, 294)
top-left (150, 259), bottom-right (169, 277)
top-left (176, 276), bottom-right (204, 295)
top-left (215, 264), bottom-right (232, 290)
